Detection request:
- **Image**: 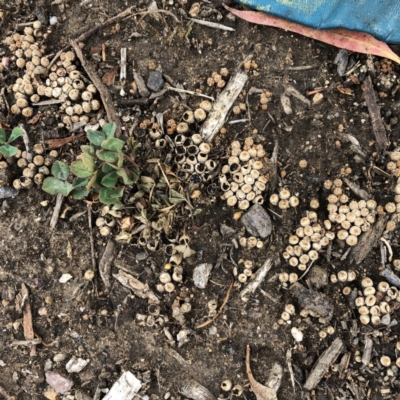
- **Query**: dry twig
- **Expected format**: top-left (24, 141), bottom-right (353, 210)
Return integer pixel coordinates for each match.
top-left (195, 277), bottom-right (234, 329)
top-left (21, 283), bottom-right (36, 357)
top-left (50, 193), bottom-right (64, 229)
top-left (99, 238), bottom-right (115, 291)
top-left (70, 40), bottom-right (122, 136)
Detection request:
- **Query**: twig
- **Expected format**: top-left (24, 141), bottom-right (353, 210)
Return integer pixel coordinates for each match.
top-left (117, 98), bottom-right (149, 106)
top-left (298, 260), bottom-right (314, 281)
top-left (200, 69), bottom-right (248, 142)
top-left (380, 237), bottom-right (393, 262)
top-left (0, 87), bottom-right (10, 115)
top-left (120, 48), bottom-right (127, 81)
top-left (167, 86), bottom-right (214, 100)
top-left (286, 65), bottom-right (318, 71)
top-left (364, 75), bottom-right (388, 153)
top-left (195, 277), bottom-right (234, 329)
top-left (21, 283), bottom-right (36, 357)
top-left (70, 40), bottom-right (122, 136)
top-left (303, 338), bottom-right (344, 391)
top-left (362, 337), bottom-right (373, 367)
top-left (240, 259), bottom-right (273, 301)
top-left (32, 99), bottom-right (64, 106)
top-left (45, 132), bottom-right (85, 149)
top-left (87, 205), bottom-right (97, 296)
top-left (286, 349), bottom-right (295, 393)
top-left (188, 17), bottom-right (235, 31)
top-left (19, 125), bottom-right (32, 162)
top-left (50, 193), bottom-right (64, 229)
top-left (99, 238), bottom-right (115, 291)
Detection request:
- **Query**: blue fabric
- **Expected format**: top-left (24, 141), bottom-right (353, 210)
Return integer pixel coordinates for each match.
top-left (236, 0), bottom-right (400, 44)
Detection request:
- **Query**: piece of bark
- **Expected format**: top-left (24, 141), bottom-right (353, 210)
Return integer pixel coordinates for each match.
top-left (380, 268), bottom-right (400, 289)
top-left (99, 238), bottom-right (115, 290)
top-left (45, 132), bottom-right (85, 149)
top-left (290, 282), bottom-right (333, 320)
top-left (200, 69), bottom-right (248, 142)
top-left (362, 337), bottom-right (373, 367)
top-left (133, 72), bottom-right (150, 98)
top-left (364, 75), bottom-right (388, 152)
top-left (246, 345), bottom-right (282, 400)
top-left (21, 283), bottom-right (36, 357)
top-left (50, 193), bottom-right (64, 229)
top-left (285, 85), bottom-right (311, 107)
top-left (303, 338), bottom-right (344, 391)
top-left (179, 380), bottom-right (216, 400)
top-left (113, 269), bottom-right (160, 304)
top-left (103, 371), bottom-right (142, 400)
top-left (117, 98), bottom-right (149, 107)
top-left (240, 259), bottom-right (272, 301)
top-left (348, 215), bottom-right (387, 264)
top-left (70, 40), bottom-right (121, 136)
top-left (343, 178), bottom-right (370, 201)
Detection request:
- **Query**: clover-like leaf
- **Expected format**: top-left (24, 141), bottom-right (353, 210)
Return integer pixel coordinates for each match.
top-left (81, 153), bottom-right (96, 172)
top-left (117, 168), bottom-right (134, 185)
top-left (81, 145), bottom-right (95, 155)
top-left (0, 129), bottom-right (6, 144)
top-left (42, 177), bottom-right (73, 196)
top-left (101, 171), bottom-right (119, 188)
top-left (71, 160), bottom-right (94, 178)
top-left (99, 187), bottom-right (124, 204)
top-left (52, 160), bottom-right (70, 180)
top-left (101, 138), bottom-right (124, 152)
top-left (102, 122), bottom-right (116, 139)
top-left (87, 130), bottom-right (106, 146)
top-left (72, 187), bottom-right (91, 200)
top-left (96, 149), bottom-right (118, 163)
top-left (85, 170), bottom-right (98, 190)
top-left (8, 127), bottom-right (24, 143)
top-left (72, 177), bottom-right (89, 188)
top-left (102, 163), bottom-right (117, 173)
top-left (0, 144), bottom-right (18, 157)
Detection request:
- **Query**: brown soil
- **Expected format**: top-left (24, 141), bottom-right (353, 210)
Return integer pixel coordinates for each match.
top-left (1, 1), bottom-right (400, 400)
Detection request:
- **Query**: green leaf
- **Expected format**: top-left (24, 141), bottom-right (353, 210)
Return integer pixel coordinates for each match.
top-left (81, 153), bottom-right (96, 172)
top-left (101, 138), bottom-right (125, 152)
top-left (72, 177), bottom-right (89, 188)
top-left (96, 150), bottom-right (118, 163)
top-left (0, 144), bottom-right (18, 157)
top-left (87, 130), bottom-right (106, 146)
top-left (52, 160), bottom-right (70, 180)
top-left (193, 208), bottom-right (202, 216)
top-left (112, 200), bottom-right (123, 210)
top-left (117, 169), bottom-right (134, 185)
top-left (59, 182), bottom-right (74, 196)
top-left (101, 171), bottom-right (119, 188)
top-left (81, 145), bottom-right (95, 155)
top-left (102, 122), bottom-right (116, 139)
top-left (8, 127), bottom-right (24, 143)
top-left (99, 187), bottom-right (124, 204)
top-left (102, 163), bottom-right (117, 173)
top-left (71, 160), bottom-right (94, 178)
top-left (0, 129), bottom-right (6, 144)
top-left (42, 177), bottom-right (73, 196)
top-left (72, 187), bottom-right (90, 200)
top-left (117, 150), bottom-right (124, 168)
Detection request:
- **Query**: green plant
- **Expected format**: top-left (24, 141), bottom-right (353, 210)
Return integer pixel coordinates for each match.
top-left (0, 127), bottom-right (23, 157)
top-left (42, 160), bottom-right (90, 198)
top-left (72, 122), bottom-right (138, 207)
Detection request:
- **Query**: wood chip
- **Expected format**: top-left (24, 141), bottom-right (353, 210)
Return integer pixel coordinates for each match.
top-left (303, 337), bottom-right (344, 391)
top-left (21, 283), bottom-right (36, 357)
top-left (103, 371), bottom-right (141, 400)
top-left (99, 238), bottom-right (115, 290)
top-left (200, 69), bottom-right (248, 142)
top-left (364, 75), bottom-right (388, 152)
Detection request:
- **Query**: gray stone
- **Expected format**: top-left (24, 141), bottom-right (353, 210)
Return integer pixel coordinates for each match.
top-left (193, 263), bottom-right (213, 289)
top-left (147, 71), bottom-right (164, 92)
top-left (45, 371), bottom-right (74, 394)
top-left (241, 204), bottom-right (272, 238)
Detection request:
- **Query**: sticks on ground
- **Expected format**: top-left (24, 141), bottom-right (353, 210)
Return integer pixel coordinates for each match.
top-left (98, 238), bottom-right (115, 291)
top-left (70, 40), bottom-right (122, 136)
top-left (50, 193), bottom-right (64, 229)
top-left (364, 75), bottom-right (388, 153)
top-left (21, 283), bottom-right (36, 357)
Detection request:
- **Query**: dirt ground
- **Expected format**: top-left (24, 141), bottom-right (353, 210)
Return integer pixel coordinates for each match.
top-left (2, 0), bottom-right (400, 399)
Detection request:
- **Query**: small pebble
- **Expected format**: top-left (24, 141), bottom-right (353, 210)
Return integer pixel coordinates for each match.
top-left (147, 71), bottom-right (164, 92)
top-left (313, 93), bottom-right (324, 105)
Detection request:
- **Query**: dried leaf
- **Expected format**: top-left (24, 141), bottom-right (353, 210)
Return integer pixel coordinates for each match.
top-left (225, 6), bottom-right (400, 64)
top-left (102, 67), bottom-right (118, 86)
top-left (175, 244), bottom-right (196, 259)
top-left (337, 86), bottom-right (353, 96)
